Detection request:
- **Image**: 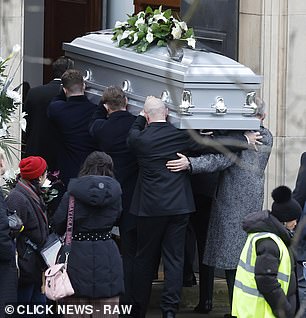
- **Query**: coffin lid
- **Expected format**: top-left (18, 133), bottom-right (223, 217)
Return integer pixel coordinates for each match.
top-left (63, 33), bottom-right (261, 84)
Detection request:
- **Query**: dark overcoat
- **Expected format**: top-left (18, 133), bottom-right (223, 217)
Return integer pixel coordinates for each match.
top-left (48, 94), bottom-right (97, 186)
top-left (0, 190), bottom-right (17, 318)
top-left (24, 79), bottom-right (62, 171)
top-left (6, 181), bottom-right (49, 285)
top-left (52, 175), bottom-right (124, 298)
top-left (89, 107), bottom-right (138, 231)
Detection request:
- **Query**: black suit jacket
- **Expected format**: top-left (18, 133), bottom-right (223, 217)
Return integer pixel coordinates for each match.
top-left (127, 116), bottom-right (206, 217)
top-left (48, 94), bottom-right (97, 186)
top-left (24, 79), bottom-right (62, 170)
top-left (89, 107), bottom-right (138, 230)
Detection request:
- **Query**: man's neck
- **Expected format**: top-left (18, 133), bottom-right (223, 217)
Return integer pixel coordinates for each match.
top-left (66, 93), bottom-right (84, 98)
top-left (108, 108), bottom-right (126, 115)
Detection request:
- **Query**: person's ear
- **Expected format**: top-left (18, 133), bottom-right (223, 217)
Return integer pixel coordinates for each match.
top-left (144, 112), bottom-right (150, 123)
top-left (104, 104), bottom-right (110, 113)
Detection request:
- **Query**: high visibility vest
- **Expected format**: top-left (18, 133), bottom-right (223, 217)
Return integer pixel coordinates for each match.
top-left (232, 232), bottom-right (291, 318)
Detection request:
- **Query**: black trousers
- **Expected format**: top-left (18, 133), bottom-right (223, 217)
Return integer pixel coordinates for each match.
top-left (120, 226), bottom-right (138, 304)
top-left (131, 214), bottom-right (190, 317)
top-left (184, 194), bottom-right (215, 305)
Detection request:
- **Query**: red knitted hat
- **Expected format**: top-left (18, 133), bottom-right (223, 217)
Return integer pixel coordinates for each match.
top-left (19, 156), bottom-right (47, 180)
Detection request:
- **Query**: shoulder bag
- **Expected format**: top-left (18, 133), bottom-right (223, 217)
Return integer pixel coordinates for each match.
top-left (45, 195), bottom-right (75, 300)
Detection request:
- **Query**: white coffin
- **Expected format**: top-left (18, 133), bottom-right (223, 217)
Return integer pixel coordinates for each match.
top-left (63, 32), bottom-right (262, 130)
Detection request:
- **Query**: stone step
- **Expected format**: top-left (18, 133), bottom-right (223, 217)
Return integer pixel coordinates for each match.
top-left (149, 277), bottom-right (229, 310)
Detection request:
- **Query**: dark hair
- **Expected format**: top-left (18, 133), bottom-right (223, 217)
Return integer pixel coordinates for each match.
top-left (101, 86), bottom-right (127, 111)
top-left (79, 151), bottom-right (114, 177)
top-left (52, 56), bottom-right (74, 78)
top-left (61, 69), bottom-right (84, 93)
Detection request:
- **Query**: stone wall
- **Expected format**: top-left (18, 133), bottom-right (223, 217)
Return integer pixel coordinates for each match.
top-left (239, 0), bottom-right (306, 206)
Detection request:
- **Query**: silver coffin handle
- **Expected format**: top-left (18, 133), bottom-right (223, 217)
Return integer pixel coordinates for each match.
top-left (160, 90), bottom-right (170, 103)
top-left (83, 69), bottom-right (92, 81)
top-left (179, 90), bottom-right (194, 115)
top-left (243, 91), bottom-right (257, 115)
top-left (211, 96), bottom-right (227, 114)
top-left (122, 80), bottom-right (130, 92)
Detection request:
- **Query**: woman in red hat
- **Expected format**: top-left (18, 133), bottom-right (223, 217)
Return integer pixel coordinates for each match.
top-left (6, 156), bottom-right (49, 304)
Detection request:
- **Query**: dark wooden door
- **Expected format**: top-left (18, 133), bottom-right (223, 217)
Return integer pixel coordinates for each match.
top-left (181, 0), bottom-right (239, 60)
top-left (134, 0), bottom-right (180, 14)
top-left (43, 0), bottom-right (102, 83)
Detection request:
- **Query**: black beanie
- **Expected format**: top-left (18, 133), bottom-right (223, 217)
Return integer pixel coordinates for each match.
top-left (271, 186), bottom-right (302, 222)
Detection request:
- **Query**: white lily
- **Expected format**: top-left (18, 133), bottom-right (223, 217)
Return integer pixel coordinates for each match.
top-left (121, 30), bottom-right (132, 40)
top-left (12, 44), bottom-right (21, 53)
top-left (179, 21), bottom-right (188, 31)
top-left (146, 30), bottom-right (154, 43)
top-left (171, 25), bottom-right (182, 40)
top-left (153, 13), bottom-right (167, 23)
top-left (6, 89), bottom-right (21, 104)
top-left (135, 17), bottom-right (145, 28)
top-left (42, 178), bottom-right (52, 188)
top-left (19, 111), bottom-right (27, 132)
top-left (114, 21), bottom-right (127, 29)
top-left (132, 32), bottom-right (139, 44)
top-left (187, 37), bottom-right (196, 49)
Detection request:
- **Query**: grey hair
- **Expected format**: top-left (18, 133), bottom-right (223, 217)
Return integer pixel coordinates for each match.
top-left (255, 97), bottom-right (266, 118)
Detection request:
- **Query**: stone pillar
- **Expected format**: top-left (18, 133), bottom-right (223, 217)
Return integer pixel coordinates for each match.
top-left (239, 0), bottom-right (306, 206)
top-left (0, 0), bottom-right (24, 167)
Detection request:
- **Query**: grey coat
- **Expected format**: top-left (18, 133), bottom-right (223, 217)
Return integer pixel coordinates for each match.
top-left (189, 126), bottom-right (273, 269)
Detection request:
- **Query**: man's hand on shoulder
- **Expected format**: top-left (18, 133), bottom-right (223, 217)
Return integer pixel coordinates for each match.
top-left (166, 153), bottom-right (190, 172)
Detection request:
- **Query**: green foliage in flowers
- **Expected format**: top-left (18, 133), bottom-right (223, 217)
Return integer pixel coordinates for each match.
top-left (112, 6), bottom-right (196, 53)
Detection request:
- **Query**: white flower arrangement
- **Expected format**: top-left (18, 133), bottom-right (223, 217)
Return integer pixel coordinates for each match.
top-left (0, 44), bottom-right (25, 162)
top-left (112, 6), bottom-right (196, 53)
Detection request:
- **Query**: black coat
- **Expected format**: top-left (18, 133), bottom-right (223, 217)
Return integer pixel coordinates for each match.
top-left (0, 191), bottom-right (17, 318)
top-left (6, 181), bottom-right (49, 285)
top-left (293, 152), bottom-right (306, 209)
top-left (24, 79), bottom-right (62, 171)
top-left (293, 152), bottom-right (306, 261)
top-left (48, 94), bottom-right (97, 186)
top-left (242, 211), bottom-right (297, 318)
top-left (89, 107), bottom-right (138, 231)
top-left (127, 116), bottom-right (204, 217)
top-left (52, 175), bottom-right (124, 298)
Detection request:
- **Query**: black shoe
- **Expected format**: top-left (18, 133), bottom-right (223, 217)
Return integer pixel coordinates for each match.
top-left (224, 314), bottom-right (236, 318)
top-left (162, 311), bottom-right (176, 318)
top-left (194, 300), bottom-right (212, 314)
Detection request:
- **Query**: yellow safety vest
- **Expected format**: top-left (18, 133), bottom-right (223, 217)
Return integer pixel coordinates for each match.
top-left (232, 232), bottom-right (291, 318)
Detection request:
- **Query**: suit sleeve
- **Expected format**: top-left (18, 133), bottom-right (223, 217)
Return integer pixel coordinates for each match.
top-left (293, 152), bottom-right (306, 209)
top-left (0, 191), bottom-right (14, 261)
top-left (255, 238), bottom-right (291, 318)
top-left (186, 130), bottom-right (249, 156)
top-left (88, 103), bottom-right (108, 137)
top-left (127, 115), bottom-right (147, 150)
